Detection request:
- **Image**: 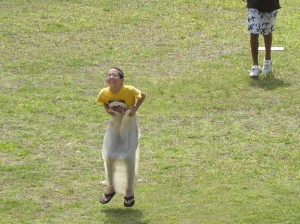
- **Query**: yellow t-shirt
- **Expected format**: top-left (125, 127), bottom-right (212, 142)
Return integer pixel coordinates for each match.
top-left (97, 85), bottom-right (142, 108)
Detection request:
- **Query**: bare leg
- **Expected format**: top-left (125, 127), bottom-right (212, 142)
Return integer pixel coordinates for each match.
top-left (105, 158), bottom-right (115, 194)
top-left (126, 189), bottom-right (134, 198)
top-left (123, 160), bottom-right (135, 206)
top-left (250, 33), bottom-right (259, 65)
top-left (125, 159), bottom-right (135, 197)
top-left (100, 158), bottom-right (116, 204)
top-left (263, 33), bottom-right (272, 60)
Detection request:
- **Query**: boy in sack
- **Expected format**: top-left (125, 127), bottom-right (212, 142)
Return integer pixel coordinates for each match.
top-left (97, 67), bottom-right (146, 207)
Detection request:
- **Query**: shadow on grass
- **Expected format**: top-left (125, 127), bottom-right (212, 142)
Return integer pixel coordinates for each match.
top-left (102, 208), bottom-right (145, 224)
top-left (249, 72), bottom-right (290, 90)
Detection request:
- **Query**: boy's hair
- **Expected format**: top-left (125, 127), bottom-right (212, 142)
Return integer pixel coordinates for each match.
top-left (110, 67), bottom-right (124, 79)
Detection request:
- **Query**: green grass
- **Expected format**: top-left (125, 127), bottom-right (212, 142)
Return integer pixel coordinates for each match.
top-left (1, 0), bottom-right (299, 223)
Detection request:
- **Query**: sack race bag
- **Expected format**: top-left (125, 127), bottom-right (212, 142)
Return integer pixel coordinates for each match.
top-left (102, 110), bottom-right (140, 194)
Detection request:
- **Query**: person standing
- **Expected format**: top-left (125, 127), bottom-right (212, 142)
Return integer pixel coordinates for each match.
top-left (244, 0), bottom-right (281, 77)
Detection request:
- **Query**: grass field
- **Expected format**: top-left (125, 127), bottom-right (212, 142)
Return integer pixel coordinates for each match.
top-left (1, 0), bottom-right (299, 223)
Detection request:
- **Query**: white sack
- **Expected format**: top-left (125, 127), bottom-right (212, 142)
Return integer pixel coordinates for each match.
top-left (102, 110), bottom-right (140, 194)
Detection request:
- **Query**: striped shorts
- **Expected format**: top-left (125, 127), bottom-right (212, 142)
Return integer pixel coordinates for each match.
top-left (247, 8), bottom-right (278, 35)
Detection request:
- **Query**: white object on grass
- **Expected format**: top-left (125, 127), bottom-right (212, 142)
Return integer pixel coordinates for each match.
top-left (102, 110), bottom-right (140, 194)
top-left (258, 47), bottom-right (284, 51)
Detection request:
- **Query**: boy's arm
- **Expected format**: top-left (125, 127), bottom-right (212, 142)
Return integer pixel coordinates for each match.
top-left (129, 92), bottom-right (146, 116)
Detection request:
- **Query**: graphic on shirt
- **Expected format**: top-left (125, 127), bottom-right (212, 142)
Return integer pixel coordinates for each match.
top-left (108, 100), bottom-right (128, 109)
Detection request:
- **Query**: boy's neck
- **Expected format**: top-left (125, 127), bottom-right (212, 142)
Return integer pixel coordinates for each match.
top-left (109, 85), bottom-right (122, 94)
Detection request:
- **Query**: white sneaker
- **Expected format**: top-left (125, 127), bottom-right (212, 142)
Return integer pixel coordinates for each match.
top-left (249, 65), bottom-right (261, 77)
top-left (262, 59), bottom-right (272, 73)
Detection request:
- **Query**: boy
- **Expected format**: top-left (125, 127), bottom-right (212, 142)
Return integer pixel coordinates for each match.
top-left (97, 67), bottom-right (146, 207)
top-left (245, 0), bottom-right (281, 77)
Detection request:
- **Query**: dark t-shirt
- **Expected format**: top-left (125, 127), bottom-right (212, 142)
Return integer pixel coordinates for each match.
top-left (247, 0), bottom-right (281, 12)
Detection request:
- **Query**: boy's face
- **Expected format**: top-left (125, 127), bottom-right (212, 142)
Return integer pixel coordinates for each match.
top-left (106, 68), bottom-right (124, 87)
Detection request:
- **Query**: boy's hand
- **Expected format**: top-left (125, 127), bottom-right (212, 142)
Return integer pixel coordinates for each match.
top-left (128, 106), bottom-right (137, 116)
top-left (105, 107), bottom-right (117, 115)
top-left (104, 104), bottom-right (126, 115)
